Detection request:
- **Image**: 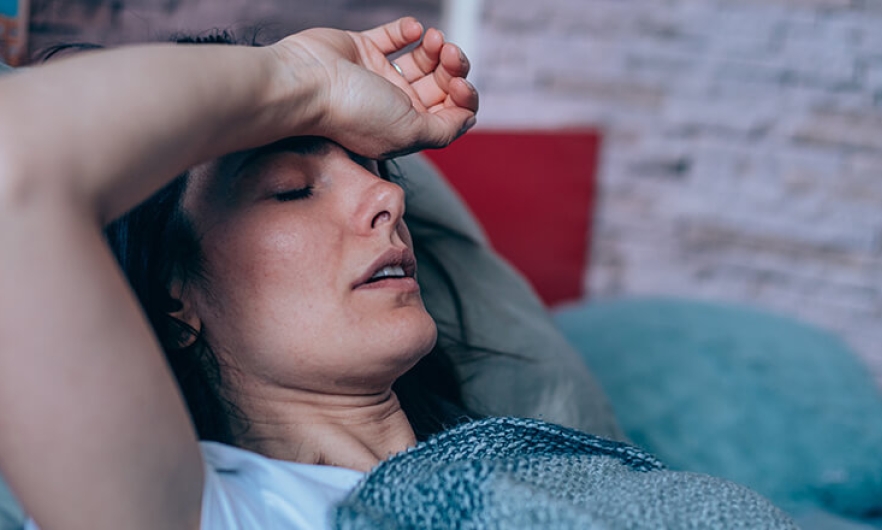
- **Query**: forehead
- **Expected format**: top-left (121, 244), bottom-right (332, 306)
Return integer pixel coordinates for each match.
top-left (217, 136), bottom-right (334, 184)
top-left (199, 136), bottom-right (380, 186)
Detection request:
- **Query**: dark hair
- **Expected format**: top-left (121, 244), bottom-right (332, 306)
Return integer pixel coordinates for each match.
top-left (105, 173), bottom-right (237, 442)
top-left (97, 31), bottom-right (477, 444)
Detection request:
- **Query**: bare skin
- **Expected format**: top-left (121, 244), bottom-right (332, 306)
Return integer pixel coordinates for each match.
top-left (233, 386), bottom-right (416, 472)
top-left (179, 143), bottom-right (436, 472)
top-left (0, 17), bottom-right (477, 530)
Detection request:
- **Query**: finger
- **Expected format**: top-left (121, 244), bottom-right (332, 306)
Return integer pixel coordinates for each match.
top-left (427, 77), bottom-right (479, 114)
top-left (440, 42), bottom-right (471, 80)
top-left (391, 27), bottom-right (444, 82)
top-left (411, 75), bottom-right (448, 109)
top-left (418, 107), bottom-right (478, 148)
top-left (449, 77), bottom-right (479, 112)
top-left (409, 41), bottom-right (472, 107)
top-left (360, 17), bottom-right (423, 55)
top-left (375, 107), bottom-right (475, 158)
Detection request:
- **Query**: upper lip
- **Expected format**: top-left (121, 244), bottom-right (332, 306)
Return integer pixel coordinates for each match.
top-left (352, 247), bottom-right (417, 288)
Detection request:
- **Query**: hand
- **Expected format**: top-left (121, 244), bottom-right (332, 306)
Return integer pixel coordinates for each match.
top-left (274, 17), bottom-right (479, 158)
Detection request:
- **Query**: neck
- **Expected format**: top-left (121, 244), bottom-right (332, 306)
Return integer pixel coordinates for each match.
top-left (229, 385), bottom-right (416, 472)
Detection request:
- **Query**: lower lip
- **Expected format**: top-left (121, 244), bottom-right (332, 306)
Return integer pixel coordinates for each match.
top-left (356, 277), bottom-right (420, 292)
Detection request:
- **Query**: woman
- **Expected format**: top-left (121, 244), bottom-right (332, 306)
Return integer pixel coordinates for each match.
top-left (0, 17), bottom-right (477, 529)
top-left (0, 17), bottom-right (797, 530)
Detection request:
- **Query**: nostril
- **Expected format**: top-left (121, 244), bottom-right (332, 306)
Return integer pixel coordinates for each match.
top-left (371, 210), bottom-right (392, 228)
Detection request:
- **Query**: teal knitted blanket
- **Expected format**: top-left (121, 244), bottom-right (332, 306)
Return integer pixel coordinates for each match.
top-left (335, 417), bottom-right (797, 529)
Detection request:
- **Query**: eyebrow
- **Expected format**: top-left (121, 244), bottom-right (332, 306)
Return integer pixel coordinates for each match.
top-left (347, 151), bottom-right (375, 170)
top-left (228, 136), bottom-right (333, 179)
top-left (222, 136), bottom-right (381, 186)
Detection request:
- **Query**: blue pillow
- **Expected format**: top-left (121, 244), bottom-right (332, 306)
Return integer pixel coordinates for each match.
top-left (554, 297), bottom-right (882, 519)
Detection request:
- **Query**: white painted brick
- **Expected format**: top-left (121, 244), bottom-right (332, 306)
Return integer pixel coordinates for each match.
top-left (867, 59), bottom-right (882, 93)
top-left (819, 9), bottom-right (882, 54)
top-left (792, 107), bottom-right (882, 152)
top-left (843, 151), bottom-right (882, 176)
top-left (544, 0), bottom-right (641, 38)
top-left (529, 38), bottom-right (627, 80)
top-left (480, 0), bottom-right (882, 387)
top-left (662, 93), bottom-right (781, 136)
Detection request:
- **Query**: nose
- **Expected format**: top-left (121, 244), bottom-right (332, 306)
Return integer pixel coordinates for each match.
top-left (356, 176), bottom-right (406, 236)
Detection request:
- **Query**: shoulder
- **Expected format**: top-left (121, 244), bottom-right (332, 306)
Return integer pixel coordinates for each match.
top-left (26, 443), bottom-right (363, 530)
top-left (200, 441), bottom-right (363, 530)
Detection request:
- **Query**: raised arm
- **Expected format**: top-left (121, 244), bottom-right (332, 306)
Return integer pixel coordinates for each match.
top-left (0, 18), bottom-right (476, 530)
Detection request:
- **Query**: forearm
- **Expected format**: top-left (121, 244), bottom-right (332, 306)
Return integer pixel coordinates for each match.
top-left (0, 43), bottom-right (312, 223)
top-left (0, 45), bottom-right (311, 527)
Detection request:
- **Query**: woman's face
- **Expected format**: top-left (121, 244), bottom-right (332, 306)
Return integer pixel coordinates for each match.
top-left (180, 138), bottom-right (437, 395)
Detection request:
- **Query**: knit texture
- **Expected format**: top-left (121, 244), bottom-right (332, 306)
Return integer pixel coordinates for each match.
top-left (335, 417), bottom-right (797, 529)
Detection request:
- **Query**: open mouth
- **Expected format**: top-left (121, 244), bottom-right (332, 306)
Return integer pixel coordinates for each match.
top-left (364, 264), bottom-right (409, 284)
top-left (354, 248), bottom-right (417, 289)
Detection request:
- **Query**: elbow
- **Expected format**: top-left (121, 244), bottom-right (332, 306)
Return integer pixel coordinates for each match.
top-left (0, 143), bottom-right (62, 221)
top-left (0, 143), bottom-right (23, 209)
top-left (0, 142), bottom-right (32, 213)
top-left (0, 137), bottom-right (84, 220)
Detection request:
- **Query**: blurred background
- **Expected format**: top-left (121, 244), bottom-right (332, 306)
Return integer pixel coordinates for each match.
top-left (474, 0), bottom-right (882, 393)
top-left (3, 0), bottom-right (881, 387)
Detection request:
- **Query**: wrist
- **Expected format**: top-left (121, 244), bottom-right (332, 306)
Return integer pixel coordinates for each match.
top-left (260, 39), bottom-right (330, 141)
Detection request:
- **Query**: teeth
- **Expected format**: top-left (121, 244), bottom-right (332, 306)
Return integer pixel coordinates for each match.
top-left (370, 265), bottom-right (406, 281)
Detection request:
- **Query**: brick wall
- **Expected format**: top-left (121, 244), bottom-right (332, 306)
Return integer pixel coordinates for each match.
top-left (476, 0), bottom-right (882, 385)
top-left (28, 0), bottom-right (440, 53)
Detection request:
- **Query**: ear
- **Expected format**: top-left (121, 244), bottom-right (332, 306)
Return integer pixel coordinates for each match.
top-left (168, 279), bottom-right (202, 348)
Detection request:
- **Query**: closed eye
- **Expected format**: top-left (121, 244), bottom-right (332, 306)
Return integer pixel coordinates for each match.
top-left (275, 186), bottom-right (313, 202)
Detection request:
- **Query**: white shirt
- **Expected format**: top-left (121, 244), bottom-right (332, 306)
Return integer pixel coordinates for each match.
top-left (26, 441), bottom-right (364, 530)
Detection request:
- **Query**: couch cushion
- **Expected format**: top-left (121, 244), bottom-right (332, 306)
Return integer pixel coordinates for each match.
top-left (555, 297), bottom-right (882, 519)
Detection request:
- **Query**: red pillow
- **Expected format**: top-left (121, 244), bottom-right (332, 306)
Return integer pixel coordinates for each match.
top-left (424, 130), bottom-right (600, 307)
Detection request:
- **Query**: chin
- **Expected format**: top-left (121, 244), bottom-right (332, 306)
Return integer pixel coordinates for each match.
top-left (383, 308), bottom-right (438, 369)
top-left (403, 310), bottom-right (439, 357)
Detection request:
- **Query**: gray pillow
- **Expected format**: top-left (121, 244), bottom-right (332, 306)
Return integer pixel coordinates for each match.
top-left (399, 153), bottom-right (624, 441)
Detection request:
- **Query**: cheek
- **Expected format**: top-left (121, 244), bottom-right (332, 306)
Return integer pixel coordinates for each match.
top-left (196, 217), bottom-right (342, 348)
top-left (187, 211), bottom-right (437, 390)
top-left (213, 223), bottom-right (320, 293)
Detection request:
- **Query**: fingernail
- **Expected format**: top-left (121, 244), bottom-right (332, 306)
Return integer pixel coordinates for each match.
top-left (461, 116), bottom-right (477, 133)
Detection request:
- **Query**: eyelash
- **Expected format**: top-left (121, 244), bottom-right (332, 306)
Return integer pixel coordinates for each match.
top-left (274, 186), bottom-right (313, 202)
top-left (271, 161), bottom-right (403, 202)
